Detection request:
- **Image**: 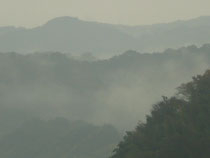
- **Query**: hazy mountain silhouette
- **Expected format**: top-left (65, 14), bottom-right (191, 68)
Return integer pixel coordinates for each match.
top-left (118, 16), bottom-right (210, 52)
top-left (0, 17), bottom-right (137, 56)
top-left (0, 16), bottom-right (210, 56)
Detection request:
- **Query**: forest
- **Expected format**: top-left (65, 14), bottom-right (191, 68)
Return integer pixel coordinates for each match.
top-left (0, 8), bottom-right (210, 157)
top-left (0, 44), bottom-right (209, 157)
top-left (111, 70), bottom-right (210, 158)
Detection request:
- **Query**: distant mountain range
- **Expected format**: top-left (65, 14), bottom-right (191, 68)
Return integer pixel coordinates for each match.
top-left (0, 16), bottom-right (210, 56)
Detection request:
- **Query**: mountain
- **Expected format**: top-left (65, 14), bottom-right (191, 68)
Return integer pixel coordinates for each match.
top-left (1, 16), bottom-right (210, 56)
top-left (0, 17), bottom-right (137, 56)
top-left (118, 16), bottom-right (210, 52)
top-left (0, 118), bottom-right (120, 158)
top-left (111, 70), bottom-right (210, 158)
top-left (0, 44), bottom-right (210, 132)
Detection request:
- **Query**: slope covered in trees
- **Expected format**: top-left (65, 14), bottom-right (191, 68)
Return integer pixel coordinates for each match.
top-left (111, 70), bottom-right (210, 158)
top-left (0, 44), bottom-right (210, 133)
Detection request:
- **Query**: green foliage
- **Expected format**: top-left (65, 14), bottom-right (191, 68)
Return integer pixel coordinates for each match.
top-left (111, 70), bottom-right (210, 158)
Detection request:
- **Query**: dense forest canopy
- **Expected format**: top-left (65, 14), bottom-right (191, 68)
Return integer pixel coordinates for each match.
top-left (111, 70), bottom-right (210, 158)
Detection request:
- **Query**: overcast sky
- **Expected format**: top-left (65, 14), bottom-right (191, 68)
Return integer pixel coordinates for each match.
top-left (0, 0), bottom-right (210, 28)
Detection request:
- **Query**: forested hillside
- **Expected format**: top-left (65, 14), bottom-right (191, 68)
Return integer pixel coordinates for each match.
top-left (1, 1), bottom-right (210, 158)
top-left (111, 70), bottom-right (210, 158)
top-left (0, 44), bottom-right (210, 134)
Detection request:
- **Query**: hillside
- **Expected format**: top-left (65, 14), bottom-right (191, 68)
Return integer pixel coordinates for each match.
top-left (0, 16), bottom-right (210, 56)
top-left (0, 44), bottom-right (209, 132)
top-left (118, 16), bottom-right (210, 52)
top-left (111, 70), bottom-right (210, 158)
top-left (0, 17), bottom-right (137, 56)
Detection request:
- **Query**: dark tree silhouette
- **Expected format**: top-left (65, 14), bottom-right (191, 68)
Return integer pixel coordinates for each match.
top-left (111, 70), bottom-right (210, 158)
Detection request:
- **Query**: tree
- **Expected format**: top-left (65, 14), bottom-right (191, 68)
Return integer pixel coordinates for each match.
top-left (111, 70), bottom-right (210, 158)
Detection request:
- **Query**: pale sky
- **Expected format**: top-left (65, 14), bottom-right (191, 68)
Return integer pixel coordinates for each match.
top-left (0, 0), bottom-right (210, 28)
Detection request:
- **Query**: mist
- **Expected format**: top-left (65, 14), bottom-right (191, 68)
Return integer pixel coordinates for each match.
top-left (1, 3), bottom-right (210, 157)
top-left (0, 45), bottom-right (209, 133)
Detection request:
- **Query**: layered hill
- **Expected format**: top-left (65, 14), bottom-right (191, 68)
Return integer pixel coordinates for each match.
top-left (0, 44), bottom-right (210, 131)
top-left (0, 16), bottom-right (210, 56)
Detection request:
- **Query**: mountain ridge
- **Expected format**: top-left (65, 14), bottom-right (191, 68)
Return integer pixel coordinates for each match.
top-left (0, 16), bottom-right (210, 56)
